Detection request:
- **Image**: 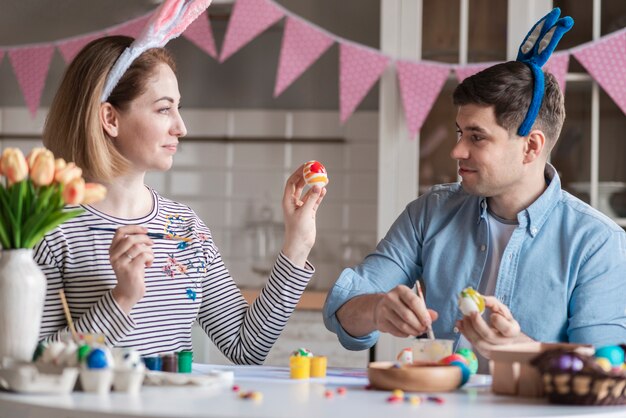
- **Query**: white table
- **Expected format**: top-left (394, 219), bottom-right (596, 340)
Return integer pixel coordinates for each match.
top-left (1, 364), bottom-right (625, 418)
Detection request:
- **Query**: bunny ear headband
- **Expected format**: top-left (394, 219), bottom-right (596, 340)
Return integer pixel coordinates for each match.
top-left (101, 0), bottom-right (212, 102)
top-left (515, 8), bottom-right (574, 136)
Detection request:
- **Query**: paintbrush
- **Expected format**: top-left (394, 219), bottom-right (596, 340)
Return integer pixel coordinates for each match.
top-left (416, 281), bottom-right (435, 340)
top-left (89, 226), bottom-right (192, 243)
top-left (59, 289), bottom-right (78, 342)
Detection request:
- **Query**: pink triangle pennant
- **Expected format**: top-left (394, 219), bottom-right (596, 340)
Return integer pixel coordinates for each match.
top-left (339, 43), bottom-right (390, 123)
top-left (274, 17), bottom-right (334, 97)
top-left (396, 60), bottom-right (451, 138)
top-left (57, 33), bottom-right (102, 64)
top-left (573, 30), bottom-right (626, 116)
top-left (182, 10), bottom-right (218, 59)
top-left (453, 62), bottom-right (499, 83)
top-left (107, 15), bottom-right (150, 38)
top-left (219, 0), bottom-right (284, 63)
top-left (8, 45), bottom-right (55, 118)
top-left (544, 51), bottom-right (570, 94)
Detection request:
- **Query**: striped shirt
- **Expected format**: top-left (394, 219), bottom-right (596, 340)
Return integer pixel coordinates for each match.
top-left (34, 188), bottom-right (314, 365)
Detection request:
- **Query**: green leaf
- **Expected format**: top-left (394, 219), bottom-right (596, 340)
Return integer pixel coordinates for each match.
top-left (23, 209), bottom-right (84, 249)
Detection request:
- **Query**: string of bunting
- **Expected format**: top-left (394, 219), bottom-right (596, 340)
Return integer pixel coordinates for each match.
top-left (1, 0), bottom-right (624, 138)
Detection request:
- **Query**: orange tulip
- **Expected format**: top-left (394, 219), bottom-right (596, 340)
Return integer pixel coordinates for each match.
top-left (29, 149), bottom-right (55, 186)
top-left (82, 183), bottom-right (107, 205)
top-left (0, 148), bottom-right (28, 185)
top-left (54, 158), bottom-right (67, 173)
top-left (55, 162), bottom-right (83, 185)
top-left (26, 147), bottom-right (48, 170)
top-left (62, 177), bottom-right (85, 205)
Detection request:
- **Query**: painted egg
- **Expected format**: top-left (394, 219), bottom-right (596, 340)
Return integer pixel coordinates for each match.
top-left (595, 357), bottom-right (612, 372)
top-left (450, 360), bottom-right (471, 386)
top-left (291, 347), bottom-right (313, 357)
top-left (458, 287), bottom-right (485, 316)
top-left (396, 348), bottom-right (413, 365)
top-left (549, 353), bottom-right (584, 372)
top-left (303, 160), bottom-right (329, 187)
top-left (86, 348), bottom-right (109, 369)
top-left (595, 345), bottom-right (625, 366)
top-left (456, 348), bottom-right (479, 374)
top-left (439, 353), bottom-right (469, 366)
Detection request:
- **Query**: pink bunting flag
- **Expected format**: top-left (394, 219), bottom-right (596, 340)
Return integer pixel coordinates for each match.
top-left (274, 17), bottom-right (334, 97)
top-left (8, 45), bottom-right (55, 118)
top-left (544, 51), bottom-right (570, 94)
top-left (573, 30), bottom-right (626, 116)
top-left (453, 62), bottom-right (498, 83)
top-left (220, 0), bottom-right (284, 63)
top-left (182, 10), bottom-right (217, 59)
top-left (57, 33), bottom-right (102, 64)
top-left (396, 60), bottom-right (451, 138)
top-left (107, 15), bottom-right (151, 38)
top-left (339, 43), bottom-right (390, 123)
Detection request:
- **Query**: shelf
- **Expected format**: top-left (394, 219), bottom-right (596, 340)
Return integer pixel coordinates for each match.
top-left (241, 289), bottom-right (327, 311)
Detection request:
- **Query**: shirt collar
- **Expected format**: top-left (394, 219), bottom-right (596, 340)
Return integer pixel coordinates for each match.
top-left (520, 163), bottom-right (561, 237)
top-left (475, 164), bottom-right (561, 237)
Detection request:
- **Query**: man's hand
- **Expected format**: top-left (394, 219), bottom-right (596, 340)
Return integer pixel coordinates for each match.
top-left (456, 296), bottom-right (532, 359)
top-left (372, 285), bottom-right (439, 338)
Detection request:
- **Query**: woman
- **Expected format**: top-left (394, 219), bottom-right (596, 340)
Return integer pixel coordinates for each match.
top-left (36, 36), bottom-right (326, 364)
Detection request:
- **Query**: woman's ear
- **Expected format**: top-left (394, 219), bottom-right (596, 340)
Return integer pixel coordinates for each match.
top-left (523, 129), bottom-right (546, 164)
top-left (100, 102), bottom-right (119, 138)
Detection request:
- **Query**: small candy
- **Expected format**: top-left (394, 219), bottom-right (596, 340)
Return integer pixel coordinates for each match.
top-left (427, 396), bottom-right (445, 404)
top-left (407, 395), bottom-right (421, 405)
top-left (450, 360), bottom-right (471, 386)
top-left (595, 346), bottom-right (625, 367)
top-left (324, 390), bottom-right (334, 398)
top-left (386, 395), bottom-right (403, 403)
top-left (455, 348), bottom-right (479, 374)
top-left (458, 287), bottom-right (485, 316)
top-left (336, 387), bottom-right (347, 395)
top-left (232, 385), bottom-right (240, 392)
top-left (391, 389), bottom-right (404, 398)
top-left (303, 160), bottom-right (329, 187)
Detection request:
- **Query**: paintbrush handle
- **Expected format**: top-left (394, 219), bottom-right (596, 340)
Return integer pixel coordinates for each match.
top-left (89, 227), bottom-right (191, 242)
top-left (416, 281), bottom-right (436, 340)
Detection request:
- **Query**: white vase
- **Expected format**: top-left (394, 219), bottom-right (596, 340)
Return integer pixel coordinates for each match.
top-left (0, 249), bottom-right (47, 362)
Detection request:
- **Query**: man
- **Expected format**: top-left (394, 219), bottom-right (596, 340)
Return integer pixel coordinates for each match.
top-left (322, 60), bottom-right (626, 372)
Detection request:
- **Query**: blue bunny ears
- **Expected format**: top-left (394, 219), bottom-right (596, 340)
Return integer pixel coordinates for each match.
top-left (516, 8), bottom-right (574, 136)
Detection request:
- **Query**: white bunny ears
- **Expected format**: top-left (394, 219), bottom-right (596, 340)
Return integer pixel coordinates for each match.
top-left (101, 0), bottom-right (212, 102)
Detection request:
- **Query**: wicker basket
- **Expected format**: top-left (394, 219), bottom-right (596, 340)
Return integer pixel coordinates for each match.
top-left (531, 348), bottom-right (626, 405)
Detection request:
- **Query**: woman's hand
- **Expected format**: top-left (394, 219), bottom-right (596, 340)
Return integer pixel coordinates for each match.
top-left (109, 225), bottom-right (154, 314)
top-left (281, 164), bottom-right (326, 267)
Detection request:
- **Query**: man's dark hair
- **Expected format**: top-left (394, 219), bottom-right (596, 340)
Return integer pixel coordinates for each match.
top-left (453, 61), bottom-right (565, 151)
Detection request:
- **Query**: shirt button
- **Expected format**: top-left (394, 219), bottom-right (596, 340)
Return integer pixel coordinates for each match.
top-left (508, 253), bottom-right (513, 260)
top-left (480, 244), bottom-right (486, 252)
top-left (531, 226), bottom-right (538, 235)
top-left (453, 327), bottom-right (460, 333)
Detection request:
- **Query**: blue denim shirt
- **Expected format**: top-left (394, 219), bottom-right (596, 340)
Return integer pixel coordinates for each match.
top-left (323, 165), bottom-right (626, 350)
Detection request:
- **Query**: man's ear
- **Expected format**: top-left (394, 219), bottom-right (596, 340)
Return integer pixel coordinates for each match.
top-left (100, 102), bottom-right (119, 138)
top-left (523, 129), bottom-right (546, 164)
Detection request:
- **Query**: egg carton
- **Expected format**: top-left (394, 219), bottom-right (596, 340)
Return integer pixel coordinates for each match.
top-left (0, 358), bottom-right (78, 394)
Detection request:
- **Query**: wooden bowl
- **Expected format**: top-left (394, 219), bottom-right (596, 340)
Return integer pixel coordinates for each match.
top-left (368, 361), bottom-right (462, 392)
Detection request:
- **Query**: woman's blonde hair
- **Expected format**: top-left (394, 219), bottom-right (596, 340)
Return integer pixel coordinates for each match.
top-left (43, 36), bottom-right (176, 182)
